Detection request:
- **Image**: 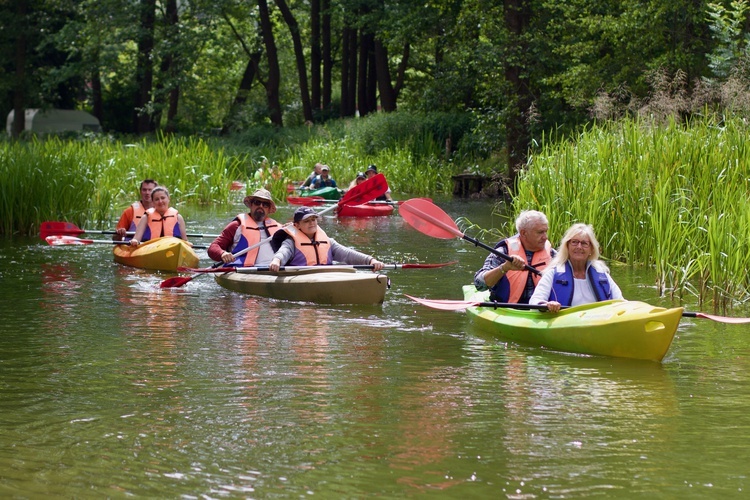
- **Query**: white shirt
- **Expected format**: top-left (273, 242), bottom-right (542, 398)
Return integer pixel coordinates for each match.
top-left (529, 262), bottom-right (623, 306)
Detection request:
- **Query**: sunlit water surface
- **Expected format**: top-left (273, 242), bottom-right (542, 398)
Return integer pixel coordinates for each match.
top-left (1, 198), bottom-right (749, 498)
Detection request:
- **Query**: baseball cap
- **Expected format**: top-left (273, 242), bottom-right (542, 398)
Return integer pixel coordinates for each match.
top-left (293, 206), bottom-right (320, 222)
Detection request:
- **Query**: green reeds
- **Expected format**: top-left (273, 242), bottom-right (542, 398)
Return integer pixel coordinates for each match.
top-left (0, 136), bottom-right (243, 236)
top-left (508, 114), bottom-right (750, 308)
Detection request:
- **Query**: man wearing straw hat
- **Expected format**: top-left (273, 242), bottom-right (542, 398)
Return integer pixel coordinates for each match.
top-left (208, 188), bottom-right (281, 266)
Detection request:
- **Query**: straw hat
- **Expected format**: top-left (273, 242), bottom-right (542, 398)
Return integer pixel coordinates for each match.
top-left (243, 188), bottom-right (277, 214)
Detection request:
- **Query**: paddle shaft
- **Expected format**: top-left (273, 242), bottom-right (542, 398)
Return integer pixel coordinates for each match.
top-left (47, 236), bottom-right (207, 249)
top-left (402, 201), bottom-right (542, 276)
top-left (179, 262), bottom-right (456, 273)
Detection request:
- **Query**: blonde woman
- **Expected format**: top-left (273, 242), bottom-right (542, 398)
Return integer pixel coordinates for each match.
top-left (529, 223), bottom-right (623, 312)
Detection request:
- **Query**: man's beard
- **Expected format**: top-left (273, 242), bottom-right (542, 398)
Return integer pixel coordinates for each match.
top-left (252, 209), bottom-right (266, 222)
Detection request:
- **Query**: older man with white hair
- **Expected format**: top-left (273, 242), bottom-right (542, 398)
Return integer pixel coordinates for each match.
top-left (474, 210), bottom-right (556, 304)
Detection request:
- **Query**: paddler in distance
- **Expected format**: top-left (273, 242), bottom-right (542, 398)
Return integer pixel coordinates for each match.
top-left (473, 210), bottom-right (555, 304)
top-left (129, 187), bottom-right (189, 246)
top-left (207, 188), bottom-right (281, 266)
top-left (113, 178), bottom-right (157, 241)
top-left (268, 206), bottom-right (385, 272)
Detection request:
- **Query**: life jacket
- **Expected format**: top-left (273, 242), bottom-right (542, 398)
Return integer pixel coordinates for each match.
top-left (283, 225), bottom-right (332, 266)
top-left (142, 207), bottom-right (181, 241)
top-left (128, 201), bottom-right (147, 232)
top-left (230, 213), bottom-right (280, 266)
top-left (549, 261), bottom-right (613, 306)
top-left (489, 235), bottom-right (553, 303)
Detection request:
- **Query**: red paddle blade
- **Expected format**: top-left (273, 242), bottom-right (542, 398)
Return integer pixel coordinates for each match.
top-left (405, 294), bottom-right (480, 311)
top-left (45, 235), bottom-right (93, 246)
top-left (40, 221), bottom-right (84, 239)
top-left (160, 276), bottom-right (197, 288)
top-left (339, 173), bottom-right (388, 206)
top-left (694, 312), bottom-right (750, 324)
top-left (399, 199), bottom-right (462, 239)
top-left (287, 196), bottom-right (326, 206)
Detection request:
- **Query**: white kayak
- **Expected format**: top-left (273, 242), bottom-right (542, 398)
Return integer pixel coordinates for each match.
top-left (214, 266), bottom-right (389, 305)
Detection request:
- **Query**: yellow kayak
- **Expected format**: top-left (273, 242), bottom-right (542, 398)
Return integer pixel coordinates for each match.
top-left (463, 285), bottom-right (682, 362)
top-left (113, 237), bottom-right (199, 272)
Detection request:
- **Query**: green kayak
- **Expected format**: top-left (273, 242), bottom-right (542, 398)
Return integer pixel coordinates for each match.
top-left (462, 285), bottom-right (682, 362)
top-left (301, 186), bottom-right (341, 200)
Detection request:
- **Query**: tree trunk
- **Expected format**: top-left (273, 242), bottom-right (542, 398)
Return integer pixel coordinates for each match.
top-left (357, 31), bottom-right (372, 116)
top-left (310, 0), bottom-right (321, 110)
top-left (503, 0), bottom-right (532, 188)
top-left (258, 0), bottom-right (283, 126)
top-left (340, 25), bottom-right (357, 117)
top-left (11, 0), bottom-right (28, 139)
top-left (322, 0), bottom-right (332, 111)
top-left (374, 39), bottom-right (397, 112)
top-left (134, 0), bottom-right (156, 134)
top-left (275, 0), bottom-right (313, 122)
top-left (222, 51), bottom-right (262, 133)
top-left (164, 0), bottom-right (179, 133)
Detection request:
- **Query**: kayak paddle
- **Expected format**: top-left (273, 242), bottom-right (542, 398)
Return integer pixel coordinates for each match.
top-left (405, 295), bottom-right (750, 323)
top-left (399, 198), bottom-right (541, 276)
top-left (176, 261), bottom-right (459, 273)
top-left (45, 235), bottom-right (208, 249)
top-left (40, 221), bottom-right (220, 239)
top-left (159, 173), bottom-right (389, 289)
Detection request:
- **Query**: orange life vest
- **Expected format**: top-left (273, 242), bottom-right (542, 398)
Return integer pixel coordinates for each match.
top-left (144, 207), bottom-right (180, 241)
top-left (233, 213), bottom-right (280, 266)
top-left (504, 235), bottom-right (554, 303)
top-left (128, 201), bottom-right (147, 232)
top-left (284, 226), bottom-right (331, 266)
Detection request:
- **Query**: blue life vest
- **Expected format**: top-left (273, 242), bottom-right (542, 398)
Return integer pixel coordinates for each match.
top-left (549, 261), bottom-right (613, 306)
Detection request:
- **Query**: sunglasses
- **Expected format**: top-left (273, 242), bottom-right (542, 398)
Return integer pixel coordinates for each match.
top-left (251, 200), bottom-right (272, 208)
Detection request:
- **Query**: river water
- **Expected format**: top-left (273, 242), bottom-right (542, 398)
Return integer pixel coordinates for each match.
top-left (1, 198), bottom-right (749, 498)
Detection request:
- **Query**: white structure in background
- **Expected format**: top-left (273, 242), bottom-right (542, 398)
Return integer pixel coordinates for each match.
top-left (6, 109), bottom-right (101, 136)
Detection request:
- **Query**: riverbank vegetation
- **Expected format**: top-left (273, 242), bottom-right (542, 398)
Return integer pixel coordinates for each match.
top-left (481, 113), bottom-right (750, 309)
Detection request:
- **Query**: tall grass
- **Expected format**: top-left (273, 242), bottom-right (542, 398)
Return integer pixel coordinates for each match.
top-left (505, 114), bottom-right (750, 309)
top-left (0, 136), bottom-right (243, 236)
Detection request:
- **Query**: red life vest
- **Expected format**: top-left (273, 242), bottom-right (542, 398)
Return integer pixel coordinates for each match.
top-left (233, 213), bottom-right (280, 266)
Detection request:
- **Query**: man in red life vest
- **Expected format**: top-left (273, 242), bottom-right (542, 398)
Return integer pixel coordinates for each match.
top-left (208, 188), bottom-right (281, 266)
top-left (113, 179), bottom-right (157, 241)
top-left (473, 210), bottom-right (556, 304)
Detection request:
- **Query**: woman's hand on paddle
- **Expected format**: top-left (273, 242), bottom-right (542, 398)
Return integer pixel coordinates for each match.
top-left (129, 239), bottom-right (140, 247)
top-left (370, 258), bottom-right (384, 271)
top-left (220, 251), bottom-right (235, 264)
top-left (268, 258), bottom-right (282, 272)
top-left (544, 300), bottom-right (562, 313)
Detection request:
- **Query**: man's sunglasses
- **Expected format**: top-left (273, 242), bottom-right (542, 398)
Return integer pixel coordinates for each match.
top-left (252, 200), bottom-right (272, 208)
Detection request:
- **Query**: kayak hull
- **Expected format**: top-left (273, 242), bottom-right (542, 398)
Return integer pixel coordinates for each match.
top-left (215, 267), bottom-right (388, 304)
top-left (113, 237), bottom-right (199, 272)
top-left (301, 186), bottom-right (341, 200)
top-left (462, 285), bottom-right (681, 362)
top-left (337, 203), bottom-right (394, 217)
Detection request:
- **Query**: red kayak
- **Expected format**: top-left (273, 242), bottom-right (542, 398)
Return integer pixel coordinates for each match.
top-left (337, 203), bottom-right (394, 217)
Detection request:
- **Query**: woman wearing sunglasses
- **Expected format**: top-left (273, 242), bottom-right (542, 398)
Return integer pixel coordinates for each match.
top-left (207, 188), bottom-right (281, 267)
top-left (529, 223), bottom-right (623, 313)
